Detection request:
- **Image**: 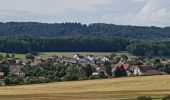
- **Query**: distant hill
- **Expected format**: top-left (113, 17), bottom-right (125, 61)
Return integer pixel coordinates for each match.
top-left (0, 22), bottom-right (170, 39)
top-left (0, 22), bottom-right (170, 56)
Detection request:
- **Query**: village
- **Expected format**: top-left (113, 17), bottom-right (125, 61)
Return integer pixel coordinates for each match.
top-left (0, 53), bottom-right (169, 85)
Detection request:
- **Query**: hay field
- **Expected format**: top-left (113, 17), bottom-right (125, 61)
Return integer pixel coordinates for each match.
top-left (0, 75), bottom-right (170, 100)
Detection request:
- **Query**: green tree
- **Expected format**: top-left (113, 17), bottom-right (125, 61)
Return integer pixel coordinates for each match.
top-left (65, 66), bottom-right (84, 81)
top-left (120, 54), bottom-right (128, 60)
top-left (0, 54), bottom-right (4, 61)
top-left (104, 61), bottom-right (112, 76)
top-left (153, 59), bottom-right (161, 65)
top-left (25, 54), bottom-right (35, 60)
top-left (115, 65), bottom-right (127, 77)
top-left (110, 53), bottom-right (116, 59)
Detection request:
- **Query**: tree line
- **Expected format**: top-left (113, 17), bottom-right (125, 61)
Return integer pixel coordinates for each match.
top-left (0, 22), bottom-right (170, 57)
top-left (0, 36), bottom-right (170, 57)
top-left (0, 22), bottom-right (170, 39)
top-left (0, 36), bottom-right (129, 53)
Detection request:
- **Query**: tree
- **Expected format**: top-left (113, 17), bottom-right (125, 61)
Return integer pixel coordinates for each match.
top-left (110, 53), bottom-right (116, 59)
top-left (25, 54), bottom-right (35, 60)
top-left (65, 66), bottom-right (84, 81)
top-left (11, 54), bottom-right (15, 58)
top-left (0, 64), bottom-right (10, 76)
top-left (120, 54), bottom-right (128, 60)
top-left (158, 50), bottom-right (164, 57)
top-left (0, 54), bottom-right (4, 61)
top-left (104, 61), bottom-right (112, 76)
top-left (115, 65), bottom-right (127, 77)
top-left (98, 71), bottom-right (107, 78)
top-left (5, 53), bottom-right (10, 58)
top-left (130, 57), bottom-right (141, 65)
top-left (82, 64), bottom-right (93, 77)
top-left (153, 59), bottom-right (161, 65)
top-left (155, 63), bottom-right (164, 70)
top-left (114, 56), bottom-right (121, 63)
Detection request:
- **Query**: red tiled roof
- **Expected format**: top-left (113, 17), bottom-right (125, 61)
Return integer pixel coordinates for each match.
top-left (138, 65), bottom-right (154, 72)
top-left (114, 63), bottom-right (130, 70)
top-left (0, 72), bottom-right (4, 77)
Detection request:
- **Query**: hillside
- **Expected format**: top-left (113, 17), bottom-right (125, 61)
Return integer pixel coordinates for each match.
top-left (0, 22), bottom-right (170, 56)
top-left (0, 22), bottom-right (170, 39)
top-left (1, 75), bottom-right (170, 100)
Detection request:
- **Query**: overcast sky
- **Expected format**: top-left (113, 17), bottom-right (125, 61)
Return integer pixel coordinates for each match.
top-left (0, 0), bottom-right (170, 27)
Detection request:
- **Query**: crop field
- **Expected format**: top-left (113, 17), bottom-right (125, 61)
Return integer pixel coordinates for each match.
top-left (0, 75), bottom-right (170, 100)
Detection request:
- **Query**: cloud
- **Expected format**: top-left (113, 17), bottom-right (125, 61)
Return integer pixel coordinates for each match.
top-left (131, 0), bottom-right (149, 2)
top-left (0, 0), bottom-right (169, 27)
top-left (0, 0), bottom-right (112, 15)
top-left (113, 0), bottom-right (170, 27)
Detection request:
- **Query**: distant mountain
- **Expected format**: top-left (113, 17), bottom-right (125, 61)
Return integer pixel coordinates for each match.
top-left (0, 22), bottom-right (170, 39)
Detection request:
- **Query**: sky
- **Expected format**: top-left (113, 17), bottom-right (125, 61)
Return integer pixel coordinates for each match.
top-left (0, 0), bottom-right (170, 27)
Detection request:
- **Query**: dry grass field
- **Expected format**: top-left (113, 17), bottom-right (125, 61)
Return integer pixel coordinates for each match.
top-left (0, 75), bottom-right (170, 100)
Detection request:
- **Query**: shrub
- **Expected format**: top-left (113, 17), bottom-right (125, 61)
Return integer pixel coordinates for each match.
top-left (89, 75), bottom-right (100, 80)
top-left (162, 95), bottom-right (170, 100)
top-left (137, 96), bottom-right (152, 100)
top-left (64, 75), bottom-right (79, 81)
top-left (0, 80), bottom-right (5, 86)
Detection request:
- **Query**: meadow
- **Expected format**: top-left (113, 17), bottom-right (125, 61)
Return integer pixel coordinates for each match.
top-left (0, 75), bottom-right (170, 100)
top-left (0, 51), bottom-right (135, 59)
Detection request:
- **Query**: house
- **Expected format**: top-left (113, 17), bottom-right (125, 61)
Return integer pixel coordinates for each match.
top-left (0, 72), bottom-right (4, 79)
top-left (101, 56), bottom-right (110, 62)
top-left (7, 58), bottom-right (16, 65)
top-left (63, 58), bottom-right (78, 64)
top-left (92, 72), bottom-right (99, 76)
top-left (87, 55), bottom-right (96, 61)
top-left (9, 65), bottom-right (25, 77)
top-left (21, 58), bottom-right (32, 65)
top-left (73, 54), bottom-right (86, 62)
top-left (16, 59), bottom-right (23, 65)
top-left (161, 60), bottom-right (170, 65)
top-left (33, 56), bottom-right (43, 65)
top-left (92, 71), bottom-right (108, 76)
top-left (132, 65), bottom-right (167, 76)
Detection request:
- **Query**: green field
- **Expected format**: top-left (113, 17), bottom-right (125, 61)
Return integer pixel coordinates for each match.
top-left (0, 52), bottom-right (26, 58)
top-left (39, 52), bottom-right (114, 59)
top-left (0, 75), bottom-right (170, 100)
top-left (0, 51), bottom-right (135, 59)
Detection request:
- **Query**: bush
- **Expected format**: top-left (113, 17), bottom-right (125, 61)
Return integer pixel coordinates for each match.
top-left (137, 96), bottom-right (152, 100)
top-left (53, 76), bottom-right (61, 82)
top-left (4, 77), bottom-right (24, 85)
top-left (162, 95), bottom-right (170, 100)
top-left (98, 71), bottom-right (107, 79)
top-left (64, 75), bottom-right (79, 81)
top-left (89, 75), bottom-right (100, 80)
top-left (0, 80), bottom-right (5, 86)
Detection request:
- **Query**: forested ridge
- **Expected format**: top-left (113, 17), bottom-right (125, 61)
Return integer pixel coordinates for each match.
top-left (0, 22), bottom-right (170, 57)
top-left (0, 22), bottom-right (170, 39)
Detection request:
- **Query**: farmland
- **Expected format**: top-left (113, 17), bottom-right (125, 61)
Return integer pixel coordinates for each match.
top-left (0, 51), bottom-right (135, 59)
top-left (0, 75), bottom-right (170, 100)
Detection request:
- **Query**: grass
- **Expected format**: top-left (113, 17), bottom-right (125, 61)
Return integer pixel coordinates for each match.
top-left (38, 52), bottom-right (113, 59)
top-left (39, 51), bottom-right (135, 59)
top-left (0, 52), bottom-right (26, 59)
top-left (0, 51), bottom-right (136, 59)
top-left (0, 75), bottom-right (170, 100)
